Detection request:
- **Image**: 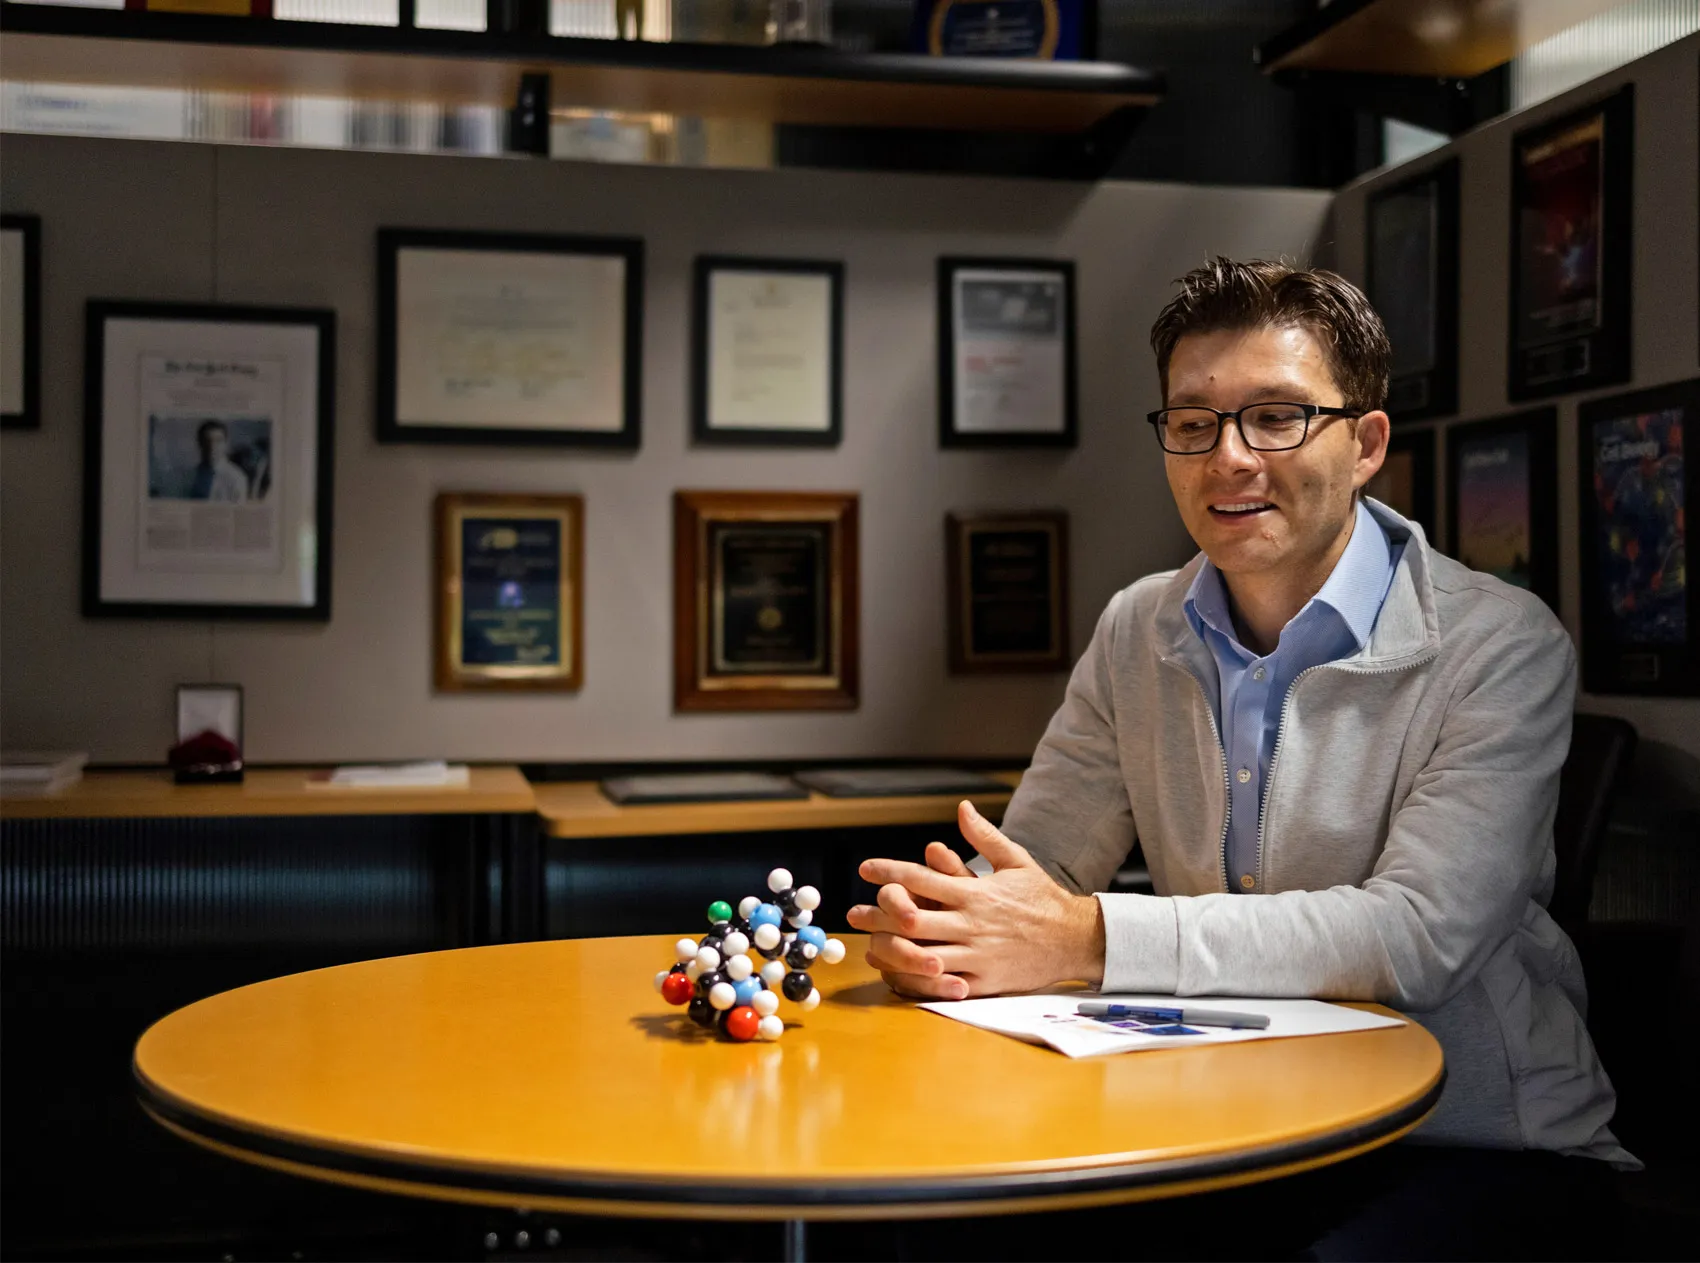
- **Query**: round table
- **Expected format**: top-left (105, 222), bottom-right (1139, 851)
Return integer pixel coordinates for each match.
top-left (135, 935), bottom-right (1442, 1232)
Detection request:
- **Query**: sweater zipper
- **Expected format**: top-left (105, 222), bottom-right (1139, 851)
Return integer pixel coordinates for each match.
top-left (1170, 662), bottom-right (1233, 894)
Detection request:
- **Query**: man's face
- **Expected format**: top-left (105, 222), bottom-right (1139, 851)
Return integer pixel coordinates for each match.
top-left (200, 427), bottom-right (227, 462)
top-left (1162, 324), bottom-right (1386, 581)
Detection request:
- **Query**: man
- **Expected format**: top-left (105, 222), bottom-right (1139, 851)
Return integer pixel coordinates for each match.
top-left (850, 259), bottom-right (1629, 1253)
top-left (189, 420), bottom-right (249, 502)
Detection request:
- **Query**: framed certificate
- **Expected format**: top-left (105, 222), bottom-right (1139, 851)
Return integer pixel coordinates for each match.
top-left (435, 492), bottom-right (583, 691)
top-left (83, 301), bottom-right (335, 620)
top-left (1577, 378), bottom-right (1698, 697)
top-left (938, 257), bottom-right (1077, 447)
top-left (692, 256), bottom-right (843, 446)
top-left (946, 511), bottom-right (1070, 673)
top-left (2, 214), bottom-right (41, 430)
top-left (1509, 87), bottom-right (1633, 401)
top-left (1445, 408), bottom-right (1558, 611)
top-left (1363, 426), bottom-right (1436, 543)
top-left (378, 228), bottom-right (643, 448)
top-left (673, 490), bottom-right (858, 712)
top-left (1366, 158), bottom-right (1458, 422)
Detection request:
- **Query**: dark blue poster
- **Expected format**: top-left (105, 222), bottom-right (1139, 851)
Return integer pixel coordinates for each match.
top-left (459, 516), bottom-right (562, 668)
top-left (1591, 408), bottom-right (1685, 646)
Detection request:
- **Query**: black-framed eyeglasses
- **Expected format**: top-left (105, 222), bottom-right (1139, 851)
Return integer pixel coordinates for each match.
top-left (1147, 402), bottom-right (1361, 455)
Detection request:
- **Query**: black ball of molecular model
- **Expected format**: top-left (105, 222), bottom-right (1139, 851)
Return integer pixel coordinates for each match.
top-left (653, 867), bottom-right (846, 1042)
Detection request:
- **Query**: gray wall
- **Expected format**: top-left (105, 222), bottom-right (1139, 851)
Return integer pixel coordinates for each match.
top-left (0, 136), bottom-right (1330, 763)
top-left (1328, 32), bottom-right (1700, 799)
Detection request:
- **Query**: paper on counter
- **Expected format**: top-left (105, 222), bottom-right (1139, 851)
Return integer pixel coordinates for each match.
top-left (918, 993), bottom-right (1404, 1059)
top-left (309, 761), bottom-right (471, 789)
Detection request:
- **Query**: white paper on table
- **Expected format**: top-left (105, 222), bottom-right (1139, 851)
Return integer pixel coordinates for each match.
top-left (918, 993), bottom-right (1404, 1059)
top-left (311, 761), bottom-right (471, 789)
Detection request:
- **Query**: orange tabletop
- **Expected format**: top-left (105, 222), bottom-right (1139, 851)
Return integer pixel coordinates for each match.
top-left (134, 935), bottom-right (1443, 1221)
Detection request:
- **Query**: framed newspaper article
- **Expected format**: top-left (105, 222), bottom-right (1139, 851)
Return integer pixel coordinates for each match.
top-left (82, 301), bottom-right (336, 619)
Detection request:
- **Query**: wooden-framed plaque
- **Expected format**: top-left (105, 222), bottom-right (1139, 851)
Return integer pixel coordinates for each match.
top-left (435, 491), bottom-right (584, 691)
top-left (673, 490), bottom-right (858, 712)
top-left (1445, 408), bottom-right (1559, 612)
top-left (1366, 157), bottom-right (1458, 421)
top-left (946, 511), bottom-right (1069, 673)
top-left (1577, 378), bottom-right (1698, 697)
top-left (1508, 86), bottom-right (1633, 401)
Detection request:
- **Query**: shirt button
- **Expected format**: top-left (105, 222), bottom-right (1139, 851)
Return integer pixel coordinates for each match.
top-left (1253, 667), bottom-right (1266, 681)
top-left (1240, 874), bottom-right (1256, 890)
top-left (1236, 767), bottom-right (1251, 783)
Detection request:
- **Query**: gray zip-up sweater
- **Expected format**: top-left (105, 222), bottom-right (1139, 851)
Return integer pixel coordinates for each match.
top-left (1002, 499), bottom-right (1632, 1164)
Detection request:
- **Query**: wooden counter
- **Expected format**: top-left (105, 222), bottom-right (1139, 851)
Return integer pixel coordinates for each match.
top-left (532, 771), bottom-right (1021, 840)
top-left (0, 766), bottom-right (536, 820)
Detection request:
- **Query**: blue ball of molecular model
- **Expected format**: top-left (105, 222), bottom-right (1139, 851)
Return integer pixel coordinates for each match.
top-left (654, 867), bottom-right (846, 1042)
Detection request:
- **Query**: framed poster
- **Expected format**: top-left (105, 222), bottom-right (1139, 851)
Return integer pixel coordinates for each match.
top-left (1508, 86), bottom-right (1633, 401)
top-left (1363, 426), bottom-right (1437, 543)
top-left (938, 257), bottom-right (1076, 448)
top-left (378, 228), bottom-right (643, 448)
top-left (83, 301), bottom-right (335, 620)
top-left (1577, 378), bottom-right (1698, 697)
top-left (435, 492), bottom-right (583, 691)
top-left (1445, 408), bottom-right (1559, 611)
top-left (673, 490), bottom-right (858, 712)
top-left (1366, 158), bottom-right (1458, 421)
top-left (2, 214), bottom-right (41, 430)
top-left (692, 256), bottom-right (843, 447)
top-left (946, 511), bottom-right (1069, 673)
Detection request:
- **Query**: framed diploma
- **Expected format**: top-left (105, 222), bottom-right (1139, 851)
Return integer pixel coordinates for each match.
top-left (1509, 87), bottom-right (1633, 401)
top-left (692, 256), bottom-right (843, 447)
top-left (83, 301), bottom-right (335, 620)
top-left (2, 214), bottom-right (41, 430)
top-left (1577, 378), bottom-right (1698, 697)
top-left (1366, 158), bottom-right (1458, 422)
top-left (1445, 408), bottom-right (1558, 612)
top-left (1362, 426), bottom-right (1436, 543)
top-left (435, 492), bottom-right (583, 691)
top-left (673, 490), bottom-right (858, 712)
top-left (378, 228), bottom-right (643, 448)
top-left (938, 257), bottom-right (1077, 448)
top-left (946, 511), bottom-right (1069, 673)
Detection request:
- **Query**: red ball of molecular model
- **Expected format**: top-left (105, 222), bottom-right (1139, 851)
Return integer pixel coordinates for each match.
top-left (652, 867), bottom-right (847, 1042)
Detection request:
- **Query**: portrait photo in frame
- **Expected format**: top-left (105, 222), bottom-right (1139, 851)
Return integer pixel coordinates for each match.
top-left (2, 213), bottom-right (41, 430)
top-left (1509, 86), bottom-right (1633, 401)
top-left (378, 228), bottom-right (643, 448)
top-left (1367, 158), bottom-right (1459, 422)
top-left (938, 257), bottom-right (1077, 448)
top-left (673, 490), bottom-right (859, 712)
top-left (945, 510), bottom-right (1070, 674)
top-left (692, 256), bottom-right (843, 447)
top-left (1363, 426), bottom-right (1437, 544)
top-left (1577, 377), bottom-right (1697, 697)
top-left (1445, 408), bottom-right (1559, 612)
top-left (83, 301), bottom-right (335, 620)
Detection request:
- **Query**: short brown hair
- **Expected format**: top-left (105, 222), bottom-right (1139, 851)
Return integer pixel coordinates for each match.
top-left (1149, 258), bottom-right (1390, 413)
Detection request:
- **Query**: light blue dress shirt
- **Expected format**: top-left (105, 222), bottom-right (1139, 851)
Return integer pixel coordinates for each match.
top-left (1183, 500), bottom-right (1402, 893)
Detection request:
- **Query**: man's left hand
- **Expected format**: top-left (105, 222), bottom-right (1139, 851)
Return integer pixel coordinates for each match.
top-left (847, 801), bottom-right (1105, 1000)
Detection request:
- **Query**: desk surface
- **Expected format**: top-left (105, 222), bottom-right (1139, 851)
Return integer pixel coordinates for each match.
top-left (0, 766), bottom-right (537, 819)
top-left (135, 934), bottom-right (1443, 1220)
top-left (533, 772), bottom-right (1021, 839)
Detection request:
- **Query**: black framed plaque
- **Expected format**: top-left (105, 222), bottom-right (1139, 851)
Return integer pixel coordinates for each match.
top-left (1509, 86), bottom-right (1633, 401)
top-left (1577, 378), bottom-right (1698, 697)
top-left (946, 511), bottom-right (1069, 673)
top-left (1363, 426), bottom-right (1437, 544)
top-left (435, 492), bottom-right (583, 691)
top-left (938, 257), bottom-right (1077, 448)
top-left (2, 213), bottom-right (41, 430)
top-left (673, 490), bottom-right (859, 711)
top-left (1367, 158), bottom-right (1458, 421)
top-left (1445, 408), bottom-right (1559, 611)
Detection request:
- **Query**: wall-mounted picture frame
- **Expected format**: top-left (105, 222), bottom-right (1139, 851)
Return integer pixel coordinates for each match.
top-left (434, 491), bottom-right (584, 692)
top-left (1508, 85), bottom-right (1633, 402)
top-left (1367, 157), bottom-right (1459, 422)
top-left (1445, 408), bottom-right (1559, 611)
top-left (946, 510), bottom-right (1070, 674)
top-left (83, 301), bottom-right (335, 620)
top-left (1363, 426), bottom-right (1437, 544)
top-left (378, 228), bottom-right (643, 448)
top-left (2, 213), bottom-right (41, 430)
top-left (938, 257), bottom-right (1077, 448)
top-left (692, 256), bottom-right (843, 447)
top-left (1577, 377), bottom-right (1698, 697)
top-left (673, 490), bottom-right (859, 712)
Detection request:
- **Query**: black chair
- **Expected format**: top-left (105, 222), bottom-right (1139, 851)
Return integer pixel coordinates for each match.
top-left (1549, 712), bottom-right (1638, 933)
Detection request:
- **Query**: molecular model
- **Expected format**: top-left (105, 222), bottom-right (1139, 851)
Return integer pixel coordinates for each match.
top-left (653, 867), bottom-right (847, 1042)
